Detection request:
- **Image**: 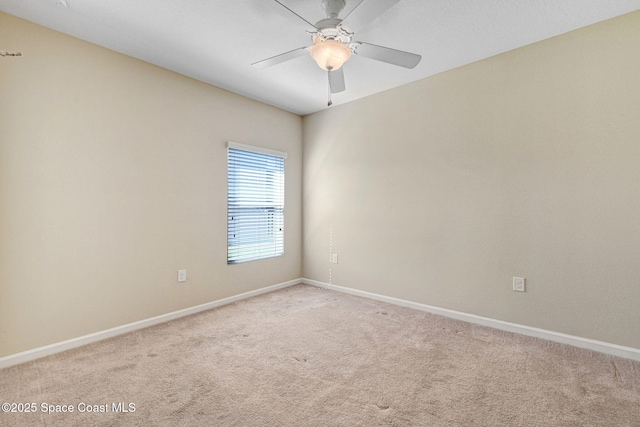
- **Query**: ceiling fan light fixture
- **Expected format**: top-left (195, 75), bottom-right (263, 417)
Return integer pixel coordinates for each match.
top-left (309, 37), bottom-right (351, 71)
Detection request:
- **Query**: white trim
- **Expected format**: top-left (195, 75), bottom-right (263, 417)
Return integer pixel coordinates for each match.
top-left (227, 141), bottom-right (288, 159)
top-left (302, 278), bottom-right (640, 362)
top-left (0, 279), bottom-right (302, 370)
top-left (5, 278), bottom-right (638, 369)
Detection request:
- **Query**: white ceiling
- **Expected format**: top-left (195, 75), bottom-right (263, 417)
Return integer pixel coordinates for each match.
top-left (2, 0), bottom-right (640, 115)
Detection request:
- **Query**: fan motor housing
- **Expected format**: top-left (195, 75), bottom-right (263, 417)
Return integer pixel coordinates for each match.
top-left (314, 18), bottom-right (342, 31)
top-left (312, 19), bottom-right (353, 44)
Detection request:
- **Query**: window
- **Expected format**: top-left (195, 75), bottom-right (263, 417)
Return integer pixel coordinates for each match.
top-left (227, 142), bottom-right (286, 264)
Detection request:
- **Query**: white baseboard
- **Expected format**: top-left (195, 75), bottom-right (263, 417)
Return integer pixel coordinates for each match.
top-left (4, 278), bottom-right (638, 369)
top-left (0, 278), bottom-right (302, 370)
top-left (302, 278), bottom-right (640, 362)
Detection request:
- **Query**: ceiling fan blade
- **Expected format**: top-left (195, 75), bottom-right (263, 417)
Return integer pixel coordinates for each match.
top-left (353, 42), bottom-right (421, 69)
top-left (341, 0), bottom-right (400, 33)
top-left (259, 0), bottom-right (317, 31)
top-left (252, 46), bottom-right (310, 68)
top-left (329, 67), bottom-right (346, 93)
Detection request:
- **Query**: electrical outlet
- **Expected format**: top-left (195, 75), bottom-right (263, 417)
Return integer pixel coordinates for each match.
top-left (513, 277), bottom-right (525, 292)
top-left (332, 254), bottom-right (338, 264)
top-left (178, 269), bottom-right (187, 283)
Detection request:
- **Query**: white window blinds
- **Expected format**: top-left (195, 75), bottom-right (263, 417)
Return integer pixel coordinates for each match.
top-left (227, 142), bottom-right (286, 264)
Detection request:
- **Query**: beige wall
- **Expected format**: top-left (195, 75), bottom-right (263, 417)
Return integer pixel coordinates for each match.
top-left (303, 12), bottom-right (640, 349)
top-left (0, 13), bottom-right (302, 357)
top-left (3, 9), bottom-right (640, 358)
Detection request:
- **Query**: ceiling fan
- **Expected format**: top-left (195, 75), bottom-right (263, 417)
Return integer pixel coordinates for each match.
top-left (252, 0), bottom-right (421, 106)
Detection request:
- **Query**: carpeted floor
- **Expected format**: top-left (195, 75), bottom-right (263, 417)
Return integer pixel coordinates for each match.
top-left (1, 284), bottom-right (639, 426)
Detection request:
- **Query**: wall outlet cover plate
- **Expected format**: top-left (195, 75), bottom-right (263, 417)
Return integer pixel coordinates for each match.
top-left (513, 277), bottom-right (525, 292)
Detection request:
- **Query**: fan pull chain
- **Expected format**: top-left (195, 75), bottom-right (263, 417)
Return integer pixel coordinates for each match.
top-left (327, 70), bottom-right (333, 106)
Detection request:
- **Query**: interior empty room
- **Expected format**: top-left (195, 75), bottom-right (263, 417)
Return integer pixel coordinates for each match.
top-left (1, 1), bottom-right (640, 425)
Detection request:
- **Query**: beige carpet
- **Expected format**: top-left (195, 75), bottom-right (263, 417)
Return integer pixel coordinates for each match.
top-left (1, 284), bottom-right (639, 426)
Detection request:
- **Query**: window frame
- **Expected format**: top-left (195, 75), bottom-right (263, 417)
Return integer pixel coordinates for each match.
top-left (226, 141), bottom-right (286, 264)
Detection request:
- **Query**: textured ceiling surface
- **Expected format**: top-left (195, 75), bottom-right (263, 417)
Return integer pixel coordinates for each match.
top-left (2, 0), bottom-right (640, 115)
